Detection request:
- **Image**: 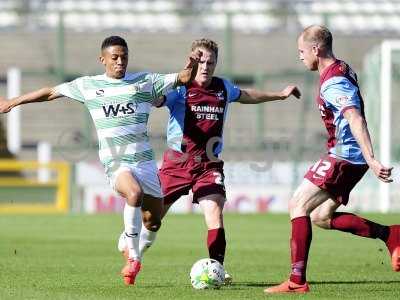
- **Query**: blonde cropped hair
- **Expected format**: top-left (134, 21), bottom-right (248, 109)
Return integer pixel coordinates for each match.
top-left (301, 25), bottom-right (333, 52)
top-left (191, 38), bottom-right (218, 59)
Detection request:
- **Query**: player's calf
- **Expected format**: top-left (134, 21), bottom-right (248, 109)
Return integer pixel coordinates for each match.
top-left (391, 247), bottom-right (400, 272)
top-left (385, 225), bottom-right (400, 271)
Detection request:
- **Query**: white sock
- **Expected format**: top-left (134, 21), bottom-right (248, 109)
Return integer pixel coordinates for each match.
top-left (123, 203), bottom-right (142, 261)
top-left (118, 224), bottom-right (158, 257)
top-left (139, 224), bottom-right (158, 258)
top-left (117, 231), bottom-right (126, 252)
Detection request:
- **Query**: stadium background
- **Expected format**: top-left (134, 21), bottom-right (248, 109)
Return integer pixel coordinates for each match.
top-left (0, 0), bottom-right (399, 213)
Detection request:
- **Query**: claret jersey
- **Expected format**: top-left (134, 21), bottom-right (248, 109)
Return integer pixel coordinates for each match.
top-left (161, 77), bottom-right (241, 158)
top-left (317, 60), bottom-right (366, 164)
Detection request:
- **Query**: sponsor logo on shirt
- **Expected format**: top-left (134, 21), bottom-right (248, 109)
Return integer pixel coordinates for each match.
top-left (191, 105), bottom-right (224, 113)
top-left (190, 105), bottom-right (224, 121)
top-left (96, 89), bottom-right (105, 97)
top-left (102, 102), bottom-right (137, 117)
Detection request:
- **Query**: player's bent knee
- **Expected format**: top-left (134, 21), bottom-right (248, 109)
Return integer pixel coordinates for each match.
top-left (288, 199), bottom-right (297, 212)
top-left (207, 208), bottom-right (223, 221)
top-left (149, 220), bottom-right (162, 232)
top-left (203, 209), bottom-right (223, 229)
top-left (143, 219), bottom-right (162, 232)
top-left (125, 189), bottom-right (143, 206)
top-left (289, 199), bottom-right (313, 218)
top-left (289, 198), bottom-right (306, 214)
top-left (310, 214), bottom-right (330, 229)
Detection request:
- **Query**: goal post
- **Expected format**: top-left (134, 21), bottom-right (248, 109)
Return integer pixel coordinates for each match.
top-left (6, 67), bottom-right (21, 155)
top-left (363, 40), bottom-right (400, 213)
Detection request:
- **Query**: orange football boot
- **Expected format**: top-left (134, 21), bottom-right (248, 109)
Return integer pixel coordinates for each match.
top-left (264, 280), bottom-right (310, 294)
top-left (121, 258), bottom-right (141, 285)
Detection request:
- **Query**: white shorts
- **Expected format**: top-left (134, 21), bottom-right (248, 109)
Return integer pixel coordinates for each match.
top-left (108, 160), bottom-right (163, 199)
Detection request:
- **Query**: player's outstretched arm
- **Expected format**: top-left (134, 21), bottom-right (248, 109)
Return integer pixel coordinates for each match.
top-left (176, 50), bottom-right (202, 86)
top-left (344, 107), bottom-right (393, 183)
top-left (237, 85), bottom-right (301, 104)
top-left (0, 87), bottom-right (62, 113)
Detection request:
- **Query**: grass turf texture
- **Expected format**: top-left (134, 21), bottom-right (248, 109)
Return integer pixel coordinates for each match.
top-left (1, 214), bottom-right (400, 299)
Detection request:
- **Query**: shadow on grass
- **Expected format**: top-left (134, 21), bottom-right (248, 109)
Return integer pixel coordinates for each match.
top-left (309, 280), bottom-right (400, 285)
top-left (231, 279), bottom-right (400, 288)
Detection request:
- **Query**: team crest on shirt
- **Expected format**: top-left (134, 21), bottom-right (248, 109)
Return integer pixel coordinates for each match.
top-left (335, 95), bottom-right (350, 106)
top-left (216, 91), bottom-right (224, 101)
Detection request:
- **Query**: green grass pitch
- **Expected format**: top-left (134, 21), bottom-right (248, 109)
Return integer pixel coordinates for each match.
top-left (1, 213), bottom-right (400, 299)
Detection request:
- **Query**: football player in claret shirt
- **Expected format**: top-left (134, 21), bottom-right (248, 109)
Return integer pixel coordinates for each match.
top-left (265, 25), bottom-right (400, 294)
top-left (0, 36), bottom-right (201, 286)
top-left (157, 38), bottom-right (301, 282)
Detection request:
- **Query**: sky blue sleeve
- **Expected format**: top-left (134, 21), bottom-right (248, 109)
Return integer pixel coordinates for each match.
top-left (222, 79), bottom-right (241, 103)
top-left (164, 86), bottom-right (186, 110)
top-left (320, 76), bottom-right (361, 113)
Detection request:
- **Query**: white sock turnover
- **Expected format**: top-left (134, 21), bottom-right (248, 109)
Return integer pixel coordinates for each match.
top-left (139, 225), bottom-right (158, 258)
top-left (123, 203), bottom-right (142, 261)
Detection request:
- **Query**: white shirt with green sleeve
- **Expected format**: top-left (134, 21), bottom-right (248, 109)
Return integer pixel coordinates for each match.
top-left (55, 72), bottom-right (178, 175)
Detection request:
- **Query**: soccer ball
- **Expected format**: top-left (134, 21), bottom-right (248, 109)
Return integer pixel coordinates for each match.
top-left (190, 258), bottom-right (225, 289)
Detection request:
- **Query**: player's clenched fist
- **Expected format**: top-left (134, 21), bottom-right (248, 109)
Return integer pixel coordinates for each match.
top-left (184, 49), bottom-right (202, 69)
top-left (178, 50), bottom-right (202, 85)
top-left (369, 159), bottom-right (393, 183)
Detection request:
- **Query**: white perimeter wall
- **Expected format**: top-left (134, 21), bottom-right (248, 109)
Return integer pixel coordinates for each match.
top-left (74, 160), bottom-right (400, 214)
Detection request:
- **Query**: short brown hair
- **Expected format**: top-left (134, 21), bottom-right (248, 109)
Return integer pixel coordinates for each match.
top-left (301, 25), bottom-right (333, 52)
top-left (191, 38), bottom-right (218, 59)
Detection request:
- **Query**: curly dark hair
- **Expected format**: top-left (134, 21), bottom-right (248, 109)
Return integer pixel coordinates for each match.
top-left (101, 36), bottom-right (128, 51)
